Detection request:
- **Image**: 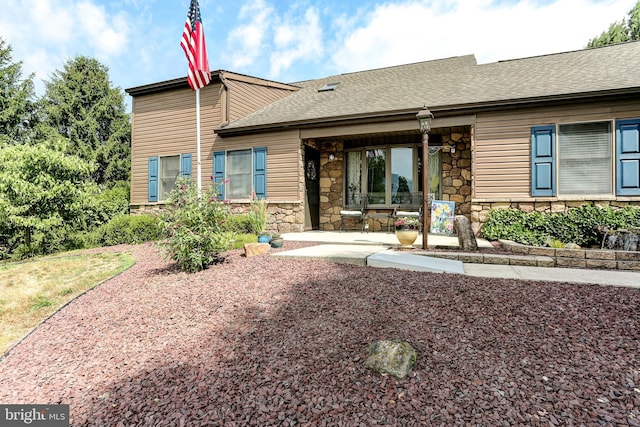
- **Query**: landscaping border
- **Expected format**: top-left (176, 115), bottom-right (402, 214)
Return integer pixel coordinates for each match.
top-left (422, 240), bottom-right (640, 271)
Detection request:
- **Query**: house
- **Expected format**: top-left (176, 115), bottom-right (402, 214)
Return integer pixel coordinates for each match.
top-left (126, 41), bottom-right (640, 234)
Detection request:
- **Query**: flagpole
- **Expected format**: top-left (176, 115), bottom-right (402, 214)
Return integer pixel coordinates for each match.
top-left (196, 88), bottom-right (202, 197)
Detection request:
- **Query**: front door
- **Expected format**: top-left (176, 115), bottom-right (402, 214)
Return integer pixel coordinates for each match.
top-left (304, 146), bottom-right (320, 230)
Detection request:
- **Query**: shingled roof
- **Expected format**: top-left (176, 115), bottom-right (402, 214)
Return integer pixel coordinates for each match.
top-left (217, 41), bottom-right (640, 134)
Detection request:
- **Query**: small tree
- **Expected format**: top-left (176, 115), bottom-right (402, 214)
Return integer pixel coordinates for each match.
top-left (158, 178), bottom-right (236, 273)
top-left (0, 139), bottom-right (96, 258)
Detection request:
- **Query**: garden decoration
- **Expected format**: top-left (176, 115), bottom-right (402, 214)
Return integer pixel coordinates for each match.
top-left (395, 217), bottom-right (420, 248)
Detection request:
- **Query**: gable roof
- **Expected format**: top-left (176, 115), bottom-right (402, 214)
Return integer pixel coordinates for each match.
top-left (217, 41), bottom-right (640, 135)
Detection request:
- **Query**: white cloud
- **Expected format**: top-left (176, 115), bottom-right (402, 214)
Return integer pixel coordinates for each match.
top-left (269, 8), bottom-right (324, 76)
top-left (31, 0), bottom-right (76, 43)
top-left (0, 0), bottom-right (131, 93)
top-left (76, 1), bottom-right (130, 57)
top-left (226, 0), bottom-right (274, 68)
top-left (330, 0), bottom-right (637, 74)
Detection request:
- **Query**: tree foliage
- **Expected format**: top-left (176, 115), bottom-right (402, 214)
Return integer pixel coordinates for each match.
top-left (39, 56), bottom-right (131, 185)
top-left (0, 40), bottom-right (132, 258)
top-left (588, 0), bottom-right (640, 47)
top-left (0, 140), bottom-right (96, 258)
top-left (0, 38), bottom-right (36, 144)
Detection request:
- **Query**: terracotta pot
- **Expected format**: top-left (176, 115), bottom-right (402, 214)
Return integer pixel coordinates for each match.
top-left (395, 229), bottom-right (419, 249)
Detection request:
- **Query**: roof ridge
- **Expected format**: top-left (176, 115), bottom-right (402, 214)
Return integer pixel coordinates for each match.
top-left (290, 54), bottom-right (478, 85)
top-left (488, 39), bottom-right (640, 65)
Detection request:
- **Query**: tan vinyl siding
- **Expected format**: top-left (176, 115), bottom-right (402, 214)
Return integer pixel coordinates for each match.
top-left (474, 99), bottom-right (640, 200)
top-left (130, 83), bottom-right (224, 205)
top-left (212, 130), bottom-right (301, 201)
top-left (226, 79), bottom-right (297, 122)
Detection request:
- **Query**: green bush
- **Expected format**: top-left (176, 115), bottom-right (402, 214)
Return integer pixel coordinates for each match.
top-left (157, 178), bottom-right (236, 273)
top-left (82, 181), bottom-right (130, 229)
top-left (92, 214), bottom-right (162, 246)
top-left (481, 208), bottom-right (548, 246)
top-left (481, 204), bottom-right (640, 247)
top-left (223, 213), bottom-right (254, 233)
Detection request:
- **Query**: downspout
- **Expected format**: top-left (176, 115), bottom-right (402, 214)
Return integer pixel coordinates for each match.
top-left (218, 71), bottom-right (231, 128)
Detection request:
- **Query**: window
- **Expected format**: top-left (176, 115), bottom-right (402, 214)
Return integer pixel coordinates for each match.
top-left (148, 153), bottom-right (191, 202)
top-left (531, 119), bottom-right (640, 197)
top-left (345, 145), bottom-right (437, 207)
top-left (227, 149), bottom-right (252, 199)
top-left (213, 147), bottom-right (267, 200)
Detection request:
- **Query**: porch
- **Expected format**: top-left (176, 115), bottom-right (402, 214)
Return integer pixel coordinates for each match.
top-left (303, 126), bottom-right (472, 232)
top-left (280, 230), bottom-right (493, 250)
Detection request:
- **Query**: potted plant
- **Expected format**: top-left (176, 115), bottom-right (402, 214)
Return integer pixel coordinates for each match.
top-left (258, 233), bottom-right (271, 243)
top-left (269, 234), bottom-right (284, 248)
top-left (395, 217), bottom-right (420, 249)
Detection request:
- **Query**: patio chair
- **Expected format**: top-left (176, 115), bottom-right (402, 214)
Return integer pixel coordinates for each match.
top-left (340, 193), bottom-right (366, 231)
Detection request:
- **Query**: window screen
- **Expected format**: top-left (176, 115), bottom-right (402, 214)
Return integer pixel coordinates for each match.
top-left (558, 122), bottom-right (612, 195)
top-left (227, 149), bottom-right (252, 199)
top-left (159, 155), bottom-right (180, 200)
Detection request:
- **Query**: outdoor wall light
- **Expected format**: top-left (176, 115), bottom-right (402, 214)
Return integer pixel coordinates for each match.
top-left (416, 107), bottom-right (433, 133)
top-left (328, 153), bottom-right (336, 161)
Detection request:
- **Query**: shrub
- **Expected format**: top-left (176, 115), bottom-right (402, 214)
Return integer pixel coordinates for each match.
top-left (223, 213), bottom-right (254, 233)
top-left (92, 214), bottom-right (162, 246)
top-left (481, 208), bottom-right (548, 246)
top-left (157, 178), bottom-right (236, 273)
top-left (481, 204), bottom-right (640, 247)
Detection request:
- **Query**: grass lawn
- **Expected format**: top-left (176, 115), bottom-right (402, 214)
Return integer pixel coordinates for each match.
top-left (0, 251), bottom-right (135, 355)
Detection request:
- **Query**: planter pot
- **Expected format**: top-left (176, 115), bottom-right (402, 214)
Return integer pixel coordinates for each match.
top-left (270, 238), bottom-right (284, 248)
top-left (258, 234), bottom-right (271, 243)
top-left (395, 229), bottom-right (419, 249)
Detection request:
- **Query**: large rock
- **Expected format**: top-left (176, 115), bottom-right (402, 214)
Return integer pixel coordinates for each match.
top-left (244, 243), bottom-right (271, 257)
top-left (364, 340), bottom-right (417, 379)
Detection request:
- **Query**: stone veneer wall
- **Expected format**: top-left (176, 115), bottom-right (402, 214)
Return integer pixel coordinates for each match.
top-left (440, 128), bottom-right (472, 216)
top-left (131, 202), bottom-right (305, 233)
top-left (318, 128), bottom-right (473, 231)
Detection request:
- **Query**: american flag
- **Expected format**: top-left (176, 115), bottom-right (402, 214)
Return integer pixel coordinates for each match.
top-left (180, 0), bottom-right (210, 90)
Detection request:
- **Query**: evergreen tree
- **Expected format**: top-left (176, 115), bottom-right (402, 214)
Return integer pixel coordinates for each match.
top-left (39, 56), bottom-right (130, 185)
top-left (0, 38), bottom-right (36, 144)
top-left (588, 1), bottom-right (640, 47)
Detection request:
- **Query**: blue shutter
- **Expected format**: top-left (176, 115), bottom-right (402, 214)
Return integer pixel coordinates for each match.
top-left (531, 126), bottom-right (556, 197)
top-left (148, 157), bottom-right (158, 202)
top-left (180, 153), bottom-right (192, 179)
top-left (616, 119), bottom-right (640, 196)
top-left (253, 147), bottom-right (267, 199)
top-left (213, 151), bottom-right (225, 199)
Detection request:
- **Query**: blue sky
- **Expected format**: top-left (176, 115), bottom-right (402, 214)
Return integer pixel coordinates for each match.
top-left (1, 0), bottom-right (636, 106)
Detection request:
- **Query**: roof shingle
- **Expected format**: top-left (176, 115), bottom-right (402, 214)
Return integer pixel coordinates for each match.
top-left (221, 41), bottom-right (640, 132)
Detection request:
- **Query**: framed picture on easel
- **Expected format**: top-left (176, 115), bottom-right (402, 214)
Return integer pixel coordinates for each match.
top-left (430, 200), bottom-right (455, 235)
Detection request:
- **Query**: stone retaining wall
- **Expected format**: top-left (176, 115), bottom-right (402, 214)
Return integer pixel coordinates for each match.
top-left (424, 239), bottom-right (640, 271)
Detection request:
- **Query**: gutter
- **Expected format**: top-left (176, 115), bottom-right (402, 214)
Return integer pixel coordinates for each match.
top-left (125, 72), bottom-right (223, 96)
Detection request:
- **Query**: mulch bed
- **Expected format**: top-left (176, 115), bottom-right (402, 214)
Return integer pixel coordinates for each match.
top-left (0, 242), bottom-right (638, 426)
